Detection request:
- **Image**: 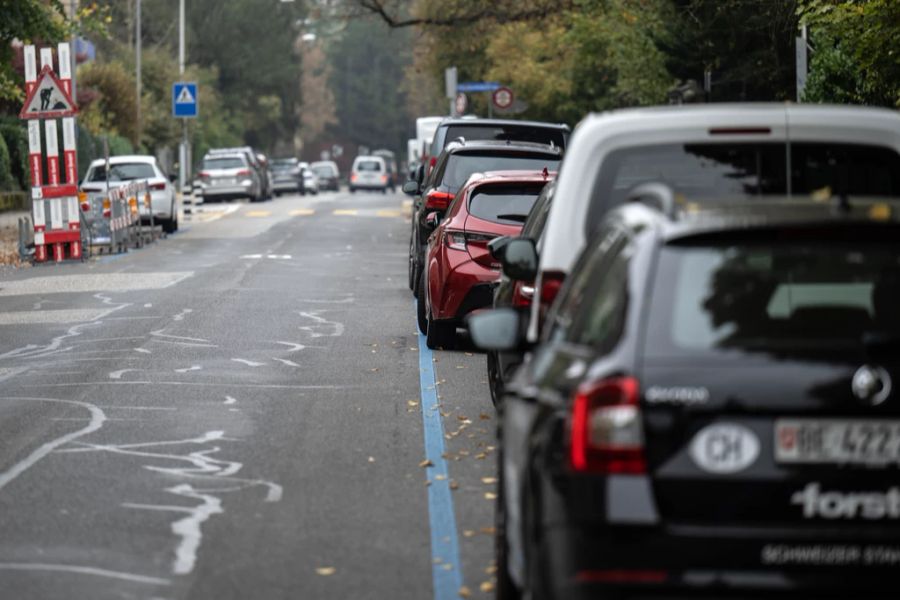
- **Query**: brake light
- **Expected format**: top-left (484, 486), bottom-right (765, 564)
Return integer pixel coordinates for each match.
top-left (149, 182), bottom-right (166, 191)
top-left (351, 173), bottom-right (358, 182)
top-left (381, 174), bottom-right (388, 183)
top-left (102, 197), bottom-right (111, 218)
top-left (570, 376), bottom-right (645, 474)
top-left (425, 190), bottom-right (454, 210)
top-left (512, 281), bottom-right (535, 308)
top-left (199, 171), bottom-right (210, 180)
top-left (236, 169), bottom-right (252, 176)
top-left (540, 270), bottom-right (565, 306)
top-left (445, 230), bottom-right (467, 250)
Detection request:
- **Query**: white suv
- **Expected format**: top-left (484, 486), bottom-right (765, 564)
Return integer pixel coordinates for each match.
top-left (527, 103), bottom-right (900, 339)
top-left (349, 155), bottom-right (389, 193)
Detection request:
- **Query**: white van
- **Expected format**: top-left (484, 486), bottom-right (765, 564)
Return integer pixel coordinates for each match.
top-left (349, 155), bottom-right (388, 193)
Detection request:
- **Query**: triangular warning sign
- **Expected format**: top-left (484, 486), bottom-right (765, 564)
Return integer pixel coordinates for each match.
top-left (176, 86), bottom-right (195, 104)
top-left (19, 65), bottom-right (78, 120)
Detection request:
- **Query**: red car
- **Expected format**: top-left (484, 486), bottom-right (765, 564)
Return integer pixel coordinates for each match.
top-left (417, 170), bottom-right (555, 349)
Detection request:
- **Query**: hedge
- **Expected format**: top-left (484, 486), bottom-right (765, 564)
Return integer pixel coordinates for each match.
top-left (0, 122), bottom-right (28, 191)
top-left (0, 135), bottom-right (14, 192)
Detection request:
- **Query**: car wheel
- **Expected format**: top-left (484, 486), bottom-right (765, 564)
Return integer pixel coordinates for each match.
top-left (408, 234), bottom-right (418, 293)
top-left (426, 313), bottom-right (455, 350)
top-left (487, 351), bottom-right (503, 407)
top-left (416, 269), bottom-right (428, 335)
top-left (496, 446), bottom-right (522, 600)
top-left (349, 187), bottom-right (356, 194)
top-left (162, 217), bottom-right (178, 234)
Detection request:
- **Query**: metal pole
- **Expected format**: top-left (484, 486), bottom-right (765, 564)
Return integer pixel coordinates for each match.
top-left (178, 0), bottom-right (187, 192)
top-left (136, 0), bottom-right (141, 149)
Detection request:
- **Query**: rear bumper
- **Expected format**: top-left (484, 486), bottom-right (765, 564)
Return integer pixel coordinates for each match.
top-left (433, 259), bottom-right (498, 320)
top-left (273, 180), bottom-right (299, 191)
top-left (539, 522), bottom-right (900, 598)
top-left (201, 184), bottom-right (255, 198)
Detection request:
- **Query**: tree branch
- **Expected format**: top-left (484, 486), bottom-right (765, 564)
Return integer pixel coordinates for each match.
top-left (353, 0), bottom-right (573, 28)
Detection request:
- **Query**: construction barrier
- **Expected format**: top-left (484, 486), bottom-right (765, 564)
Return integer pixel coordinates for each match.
top-left (81, 180), bottom-right (161, 254)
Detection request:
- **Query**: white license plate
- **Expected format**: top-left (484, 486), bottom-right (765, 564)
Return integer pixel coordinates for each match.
top-left (776, 419), bottom-right (900, 465)
top-left (214, 178), bottom-right (236, 185)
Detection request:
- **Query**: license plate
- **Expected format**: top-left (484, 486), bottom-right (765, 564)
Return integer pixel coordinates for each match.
top-left (214, 178), bottom-right (235, 185)
top-left (776, 419), bottom-right (900, 465)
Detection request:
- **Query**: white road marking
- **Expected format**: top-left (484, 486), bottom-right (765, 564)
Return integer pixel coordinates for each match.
top-left (297, 311), bottom-right (344, 338)
top-left (135, 348), bottom-right (152, 354)
top-left (149, 330), bottom-right (217, 348)
top-left (272, 358), bottom-right (300, 367)
top-left (0, 272), bottom-right (194, 297)
top-left (174, 365), bottom-right (202, 373)
top-left (173, 309), bottom-right (193, 322)
top-left (0, 309), bottom-right (120, 326)
top-left (231, 359), bottom-right (265, 367)
top-left (274, 341), bottom-right (313, 352)
top-left (0, 397), bottom-right (106, 492)
top-left (24, 381), bottom-right (350, 390)
top-left (0, 367), bottom-right (28, 383)
top-left (109, 369), bottom-right (139, 380)
top-left (0, 563), bottom-right (170, 585)
top-left (224, 396), bottom-right (237, 405)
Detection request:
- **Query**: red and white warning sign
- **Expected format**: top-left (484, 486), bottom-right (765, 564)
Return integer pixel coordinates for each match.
top-left (491, 86), bottom-right (515, 110)
top-left (20, 43), bottom-right (82, 263)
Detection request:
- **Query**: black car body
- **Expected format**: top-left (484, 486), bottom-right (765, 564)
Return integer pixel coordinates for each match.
top-left (407, 140), bottom-right (562, 297)
top-left (310, 161), bottom-right (340, 191)
top-left (487, 180), bottom-right (556, 405)
top-left (480, 198), bottom-right (900, 599)
top-left (270, 157), bottom-right (303, 195)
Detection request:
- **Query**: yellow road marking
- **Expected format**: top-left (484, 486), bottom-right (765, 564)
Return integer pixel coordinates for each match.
top-left (245, 210), bottom-right (271, 218)
top-left (376, 209), bottom-right (402, 218)
top-left (290, 208), bottom-right (315, 216)
top-left (333, 209), bottom-right (358, 216)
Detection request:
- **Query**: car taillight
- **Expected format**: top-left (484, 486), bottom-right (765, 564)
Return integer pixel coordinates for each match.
top-left (199, 171), bottom-right (210, 180)
top-left (569, 376), bottom-right (645, 474)
top-left (540, 270), bottom-right (565, 307)
top-left (236, 169), bottom-right (252, 176)
top-left (425, 190), bottom-right (454, 210)
top-left (149, 182), bottom-right (166, 191)
top-left (380, 174), bottom-right (388, 183)
top-left (351, 173), bottom-right (358, 182)
top-left (512, 281), bottom-right (535, 308)
top-left (445, 230), bottom-right (467, 250)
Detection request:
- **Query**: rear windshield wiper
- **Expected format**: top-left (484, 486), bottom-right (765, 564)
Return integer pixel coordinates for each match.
top-left (496, 214), bottom-right (527, 223)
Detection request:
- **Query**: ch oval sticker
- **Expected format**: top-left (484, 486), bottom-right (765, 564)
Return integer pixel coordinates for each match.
top-left (689, 423), bottom-right (760, 474)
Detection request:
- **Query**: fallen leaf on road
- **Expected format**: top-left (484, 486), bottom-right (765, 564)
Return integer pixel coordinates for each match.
top-left (465, 352), bottom-right (474, 356)
top-left (458, 586), bottom-right (472, 598)
top-left (368, 456), bottom-right (375, 463)
top-left (480, 581), bottom-right (495, 592)
top-left (480, 527), bottom-right (496, 535)
top-left (456, 365), bottom-right (466, 369)
top-left (442, 563), bottom-right (453, 571)
top-left (481, 477), bottom-right (498, 484)
top-left (463, 530), bottom-right (476, 537)
top-left (419, 459), bottom-right (433, 468)
top-left (475, 453), bottom-right (487, 460)
top-left (316, 567), bottom-right (336, 576)
top-left (407, 400), bottom-right (419, 407)
top-left (449, 480), bottom-right (459, 490)
top-left (485, 565), bottom-right (498, 575)
top-left (457, 415), bottom-right (469, 421)
top-left (435, 474), bottom-right (447, 481)
top-left (479, 413), bottom-right (491, 420)
top-left (485, 492), bottom-right (497, 500)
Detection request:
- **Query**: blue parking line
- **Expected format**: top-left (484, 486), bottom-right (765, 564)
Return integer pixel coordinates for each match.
top-left (418, 324), bottom-right (465, 600)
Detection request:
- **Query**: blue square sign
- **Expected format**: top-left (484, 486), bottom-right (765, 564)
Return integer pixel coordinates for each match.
top-left (172, 82), bottom-right (198, 118)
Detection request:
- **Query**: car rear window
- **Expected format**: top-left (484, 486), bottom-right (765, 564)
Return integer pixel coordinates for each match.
top-left (271, 159), bottom-right (297, 170)
top-left (441, 153), bottom-right (560, 193)
top-left (644, 238), bottom-right (900, 362)
top-left (202, 157), bottom-right (245, 170)
top-left (442, 125), bottom-right (566, 150)
top-left (587, 143), bottom-right (900, 235)
top-left (87, 163), bottom-right (156, 182)
top-left (355, 160), bottom-right (383, 172)
top-left (468, 185), bottom-right (543, 225)
top-left (312, 166), bottom-right (334, 177)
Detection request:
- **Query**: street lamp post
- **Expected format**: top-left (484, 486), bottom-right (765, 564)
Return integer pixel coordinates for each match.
top-left (178, 0), bottom-right (188, 192)
top-left (136, 0), bottom-right (141, 150)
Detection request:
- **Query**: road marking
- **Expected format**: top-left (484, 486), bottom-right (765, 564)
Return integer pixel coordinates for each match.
top-left (290, 208), bottom-right (315, 216)
top-left (0, 563), bottom-right (170, 586)
top-left (333, 209), bottom-right (358, 216)
top-left (417, 320), bottom-right (464, 600)
top-left (0, 272), bottom-right (193, 297)
top-left (0, 309), bottom-right (115, 325)
top-left (231, 358), bottom-right (265, 367)
top-left (245, 210), bottom-right (271, 218)
top-left (376, 209), bottom-right (402, 218)
top-left (0, 396), bottom-right (107, 492)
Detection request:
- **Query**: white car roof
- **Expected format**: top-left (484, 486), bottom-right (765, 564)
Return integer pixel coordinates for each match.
top-left (87, 155), bottom-right (159, 168)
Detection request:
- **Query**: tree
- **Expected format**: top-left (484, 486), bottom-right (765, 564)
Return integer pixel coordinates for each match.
top-left (0, 0), bottom-right (69, 104)
top-left (298, 42), bottom-right (338, 152)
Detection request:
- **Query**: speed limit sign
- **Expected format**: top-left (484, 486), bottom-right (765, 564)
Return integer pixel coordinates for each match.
top-left (492, 86), bottom-right (514, 110)
top-left (455, 93), bottom-right (468, 115)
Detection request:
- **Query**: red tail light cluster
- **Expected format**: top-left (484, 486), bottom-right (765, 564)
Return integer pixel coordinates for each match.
top-left (425, 190), bottom-right (454, 211)
top-left (350, 173), bottom-right (358, 182)
top-left (511, 281), bottom-right (535, 308)
top-left (236, 169), bottom-right (252, 177)
top-left (570, 376), bottom-right (646, 474)
top-left (443, 230), bottom-right (494, 251)
top-left (149, 182), bottom-right (166, 191)
top-left (199, 171), bottom-right (210, 180)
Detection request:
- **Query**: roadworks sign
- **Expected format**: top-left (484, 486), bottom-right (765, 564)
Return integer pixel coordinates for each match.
top-left (19, 65), bottom-right (78, 120)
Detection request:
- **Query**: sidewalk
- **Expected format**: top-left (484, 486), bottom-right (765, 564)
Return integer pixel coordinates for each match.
top-left (0, 210), bottom-right (29, 268)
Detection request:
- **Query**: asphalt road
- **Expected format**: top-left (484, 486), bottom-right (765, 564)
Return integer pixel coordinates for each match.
top-left (0, 190), bottom-right (498, 600)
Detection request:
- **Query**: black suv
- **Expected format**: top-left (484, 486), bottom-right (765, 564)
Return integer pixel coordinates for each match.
top-left (405, 140), bottom-right (562, 296)
top-left (471, 198), bottom-right (900, 599)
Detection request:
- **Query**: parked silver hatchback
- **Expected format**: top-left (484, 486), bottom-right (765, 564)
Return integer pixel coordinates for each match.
top-left (197, 153), bottom-right (262, 202)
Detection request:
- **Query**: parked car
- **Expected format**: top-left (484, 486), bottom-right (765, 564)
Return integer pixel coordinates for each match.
top-left (270, 157), bottom-right (303, 195)
top-left (528, 103), bottom-right (900, 341)
top-left (301, 168), bottom-right (319, 195)
top-left (349, 155), bottom-right (389, 193)
top-left (404, 140), bottom-right (562, 299)
top-left (206, 146), bottom-right (272, 200)
top-left (373, 149), bottom-right (398, 191)
top-left (197, 152), bottom-right (263, 202)
top-left (420, 118), bottom-right (569, 183)
top-left (485, 180), bottom-right (556, 405)
top-left (310, 161), bottom-right (340, 191)
top-left (471, 196), bottom-right (900, 600)
top-left (81, 155), bottom-right (179, 233)
top-left (417, 170), bottom-right (553, 349)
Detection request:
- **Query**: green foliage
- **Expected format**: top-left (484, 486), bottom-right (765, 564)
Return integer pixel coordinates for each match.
top-left (0, 119), bottom-right (29, 190)
top-left (0, 0), bottom-right (69, 103)
top-left (77, 60), bottom-right (138, 142)
top-left (0, 133), bottom-right (14, 192)
top-left (799, 0), bottom-right (900, 107)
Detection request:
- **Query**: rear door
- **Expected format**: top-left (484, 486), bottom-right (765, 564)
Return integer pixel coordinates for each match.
top-left (639, 229), bottom-right (900, 536)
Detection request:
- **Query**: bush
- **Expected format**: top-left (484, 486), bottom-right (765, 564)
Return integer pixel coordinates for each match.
top-left (0, 122), bottom-right (29, 190)
top-left (0, 135), bottom-right (15, 192)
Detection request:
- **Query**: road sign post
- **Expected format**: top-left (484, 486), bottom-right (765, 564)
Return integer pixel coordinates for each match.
top-left (19, 43), bottom-right (82, 263)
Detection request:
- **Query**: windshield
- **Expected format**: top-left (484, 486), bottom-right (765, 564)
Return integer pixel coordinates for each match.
top-left (441, 153), bottom-right (560, 193)
top-left (588, 142), bottom-right (900, 232)
top-left (312, 166), bottom-right (335, 177)
top-left (645, 240), bottom-right (900, 362)
top-left (202, 157), bottom-right (245, 170)
top-left (87, 163), bottom-right (156, 182)
top-left (355, 160), bottom-right (383, 172)
top-left (468, 185), bottom-right (543, 224)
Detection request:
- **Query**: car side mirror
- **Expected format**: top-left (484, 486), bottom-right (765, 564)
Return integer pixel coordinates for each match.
top-left (503, 238), bottom-right (538, 281)
top-left (402, 180), bottom-right (419, 196)
top-left (425, 211), bottom-right (440, 230)
top-left (488, 236), bottom-right (512, 261)
top-left (415, 164), bottom-right (425, 185)
top-left (467, 308), bottom-right (527, 352)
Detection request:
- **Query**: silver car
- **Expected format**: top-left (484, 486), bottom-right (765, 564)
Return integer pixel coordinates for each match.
top-left (197, 153), bottom-right (263, 202)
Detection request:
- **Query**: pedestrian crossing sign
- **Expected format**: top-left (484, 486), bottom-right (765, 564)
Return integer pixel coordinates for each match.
top-left (172, 82), bottom-right (198, 118)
